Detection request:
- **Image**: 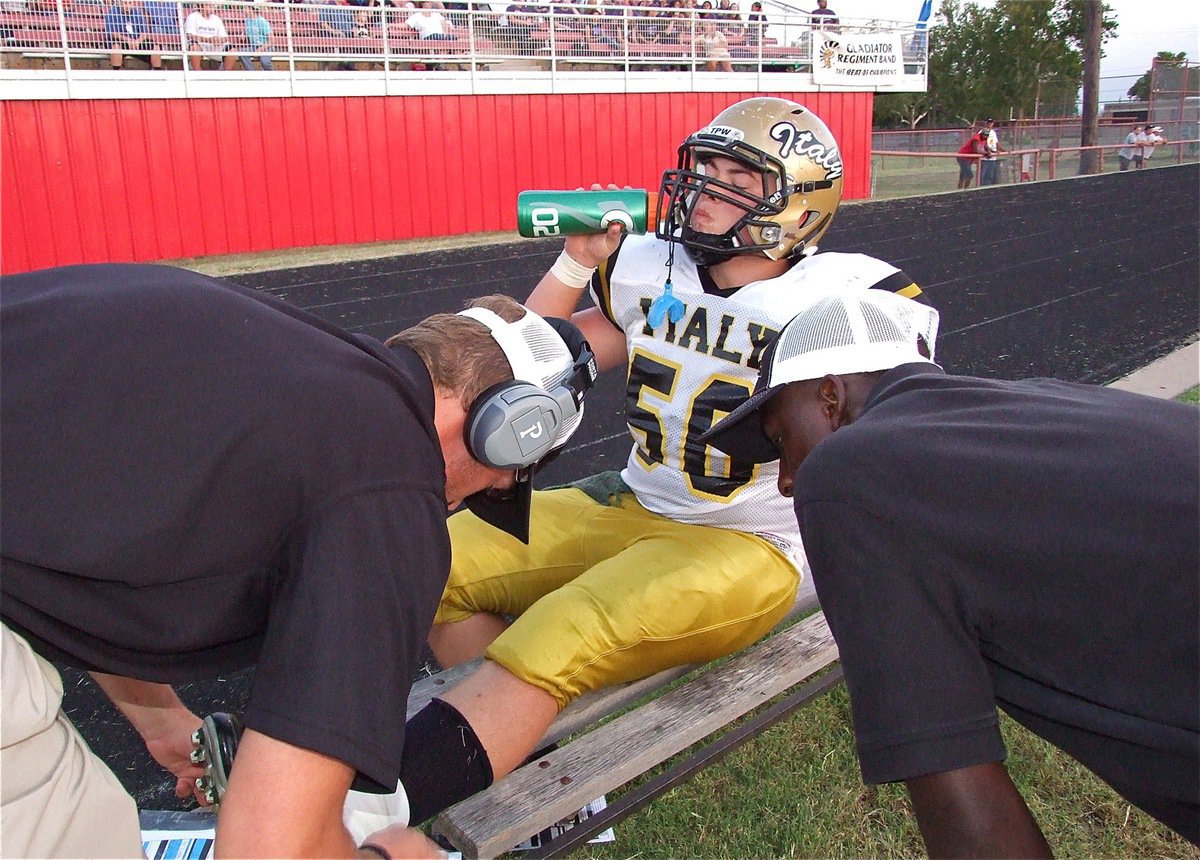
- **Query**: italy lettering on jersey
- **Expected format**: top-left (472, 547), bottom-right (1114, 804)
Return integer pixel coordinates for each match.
top-left (589, 234), bottom-right (920, 573)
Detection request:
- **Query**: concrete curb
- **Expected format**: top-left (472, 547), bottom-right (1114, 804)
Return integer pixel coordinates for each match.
top-left (1108, 339), bottom-right (1199, 400)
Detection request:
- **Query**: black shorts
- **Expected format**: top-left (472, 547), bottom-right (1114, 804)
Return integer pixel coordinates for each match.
top-left (957, 157), bottom-right (974, 181)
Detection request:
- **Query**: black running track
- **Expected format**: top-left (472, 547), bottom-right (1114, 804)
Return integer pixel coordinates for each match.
top-left (62, 164), bottom-right (1199, 811)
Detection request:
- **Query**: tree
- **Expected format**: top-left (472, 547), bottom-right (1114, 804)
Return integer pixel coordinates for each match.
top-left (1126, 51), bottom-right (1190, 101)
top-left (873, 92), bottom-right (935, 129)
top-left (925, 0), bottom-right (1116, 124)
top-left (1079, 0), bottom-right (1102, 174)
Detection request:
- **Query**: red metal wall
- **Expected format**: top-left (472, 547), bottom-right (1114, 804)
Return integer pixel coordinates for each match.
top-left (2, 91), bottom-right (873, 274)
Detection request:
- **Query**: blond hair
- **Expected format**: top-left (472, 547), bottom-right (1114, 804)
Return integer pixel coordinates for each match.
top-left (386, 294), bottom-right (525, 409)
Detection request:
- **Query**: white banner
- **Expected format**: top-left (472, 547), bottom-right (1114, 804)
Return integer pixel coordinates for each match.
top-left (811, 31), bottom-right (905, 85)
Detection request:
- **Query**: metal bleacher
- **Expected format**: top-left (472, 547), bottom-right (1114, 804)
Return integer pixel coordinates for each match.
top-left (0, 0), bottom-right (927, 98)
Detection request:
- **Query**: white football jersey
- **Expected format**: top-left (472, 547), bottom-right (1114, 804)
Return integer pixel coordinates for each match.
top-left (589, 234), bottom-right (923, 572)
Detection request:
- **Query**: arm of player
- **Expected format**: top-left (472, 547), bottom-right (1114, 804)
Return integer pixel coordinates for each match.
top-left (905, 762), bottom-right (1053, 858)
top-left (89, 671), bottom-right (206, 802)
top-left (215, 728), bottom-right (446, 858)
top-left (526, 222), bottom-right (625, 318)
top-left (525, 221), bottom-right (628, 373)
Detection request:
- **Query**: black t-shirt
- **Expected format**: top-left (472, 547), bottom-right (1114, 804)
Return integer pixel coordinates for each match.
top-left (794, 364), bottom-right (1199, 807)
top-left (1, 263), bottom-right (451, 791)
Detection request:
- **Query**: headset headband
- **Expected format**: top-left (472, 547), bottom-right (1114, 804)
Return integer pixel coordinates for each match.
top-left (456, 307), bottom-right (543, 385)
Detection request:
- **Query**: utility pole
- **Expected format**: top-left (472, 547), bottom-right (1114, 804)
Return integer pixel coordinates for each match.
top-left (1078, 0), bottom-right (1102, 174)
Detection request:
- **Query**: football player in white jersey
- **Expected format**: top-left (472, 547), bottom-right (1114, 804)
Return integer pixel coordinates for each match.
top-left (397, 97), bottom-right (931, 823)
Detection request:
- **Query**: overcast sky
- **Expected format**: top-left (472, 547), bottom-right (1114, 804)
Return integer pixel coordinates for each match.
top-left (839, 0), bottom-right (1199, 103)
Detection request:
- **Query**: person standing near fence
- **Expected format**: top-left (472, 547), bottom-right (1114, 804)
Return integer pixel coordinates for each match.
top-left (956, 127), bottom-right (986, 189)
top-left (1143, 125), bottom-right (1165, 165)
top-left (1118, 124), bottom-right (1141, 171)
top-left (1133, 124), bottom-right (1150, 169)
top-left (979, 118), bottom-right (1001, 186)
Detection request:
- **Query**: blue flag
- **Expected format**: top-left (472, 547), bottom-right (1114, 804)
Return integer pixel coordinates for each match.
top-left (916, 0), bottom-right (932, 30)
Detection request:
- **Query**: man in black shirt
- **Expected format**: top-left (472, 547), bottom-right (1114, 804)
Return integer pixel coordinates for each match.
top-left (1, 264), bottom-right (594, 858)
top-left (701, 290), bottom-right (1199, 855)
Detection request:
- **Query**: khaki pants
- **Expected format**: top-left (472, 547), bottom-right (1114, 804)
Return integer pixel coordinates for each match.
top-left (1, 623), bottom-right (143, 858)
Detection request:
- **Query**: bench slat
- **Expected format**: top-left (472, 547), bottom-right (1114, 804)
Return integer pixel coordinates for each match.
top-left (437, 609), bottom-right (838, 859)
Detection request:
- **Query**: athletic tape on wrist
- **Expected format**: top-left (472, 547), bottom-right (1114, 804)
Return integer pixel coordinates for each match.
top-left (550, 249), bottom-right (596, 290)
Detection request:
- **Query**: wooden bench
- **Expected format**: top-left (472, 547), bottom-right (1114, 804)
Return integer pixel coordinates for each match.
top-left (407, 580), bottom-right (841, 859)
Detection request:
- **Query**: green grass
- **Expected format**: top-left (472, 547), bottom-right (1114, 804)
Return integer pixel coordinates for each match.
top-left (567, 683), bottom-right (1195, 858)
top-left (1178, 385), bottom-right (1199, 404)
top-left (869, 152), bottom-right (1200, 200)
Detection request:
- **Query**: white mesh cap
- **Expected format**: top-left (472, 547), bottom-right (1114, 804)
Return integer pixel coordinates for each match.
top-left (456, 305), bottom-right (584, 451)
top-left (699, 290), bottom-right (940, 464)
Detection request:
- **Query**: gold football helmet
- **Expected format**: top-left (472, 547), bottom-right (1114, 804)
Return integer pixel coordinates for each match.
top-left (656, 97), bottom-right (845, 265)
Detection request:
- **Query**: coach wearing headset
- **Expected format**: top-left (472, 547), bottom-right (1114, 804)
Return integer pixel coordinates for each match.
top-left (0, 264), bottom-right (594, 859)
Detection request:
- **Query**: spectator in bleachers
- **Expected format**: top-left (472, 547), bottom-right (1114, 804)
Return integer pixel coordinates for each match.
top-left (659, 0), bottom-right (692, 67)
top-left (440, 0), bottom-right (468, 27)
top-left (550, 0), bottom-right (584, 32)
top-left (628, 2), bottom-right (667, 66)
top-left (405, 0), bottom-right (454, 39)
top-left (105, 0), bottom-right (162, 68)
top-left (745, 0), bottom-right (764, 46)
top-left (184, 0), bottom-right (234, 68)
top-left (317, 0), bottom-right (357, 69)
top-left (658, 0), bottom-right (681, 42)
top-left (808, 0), bottom-right (836, 29)
top-left (143, 0), bottom-right (179, 39)
top-left (240, 0), bottom-right (273, 69)
top-left (578, 0), bottom-right (617, 54)
top-left (713, 0), bottom-right (739, 36)
top-left (697, 17), bottom-right (729, 70)
top-left (629, 2), bottom-right (664, 45)
top-left (348, 0), bottom-right (391, 30)
top-left (599, 0), bottom-right (628, 53)
top-left (499, 1), bottom-right (540, 52)
top-left (318, 0), bottom-right (355, 38)
top-left (352, 6), bottom-right (371, 35)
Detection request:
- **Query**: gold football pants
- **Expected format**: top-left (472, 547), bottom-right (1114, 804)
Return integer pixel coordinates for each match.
top-left (437, 487), bottom-right (800, 709)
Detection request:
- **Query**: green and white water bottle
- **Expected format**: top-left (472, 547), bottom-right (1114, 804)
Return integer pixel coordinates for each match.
top-left (517, 189), bottom-right (653, 238)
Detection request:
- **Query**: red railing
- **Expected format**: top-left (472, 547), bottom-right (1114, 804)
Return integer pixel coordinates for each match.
top-left (870, 140), bottom-right (1199, 198)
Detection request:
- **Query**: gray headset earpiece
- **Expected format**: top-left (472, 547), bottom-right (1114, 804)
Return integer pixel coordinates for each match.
top-left (466, 380), bottom-right (577, 470)
top-left (457, 306), bottom-right (595, 471)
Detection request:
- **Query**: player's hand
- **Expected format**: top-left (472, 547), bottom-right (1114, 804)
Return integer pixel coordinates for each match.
top-left (359, 824), bottom-right (449, 859)
top-left (562, 182), bottom-right (627, 269)
top-left (564, 221), bottom-right (624, 270)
